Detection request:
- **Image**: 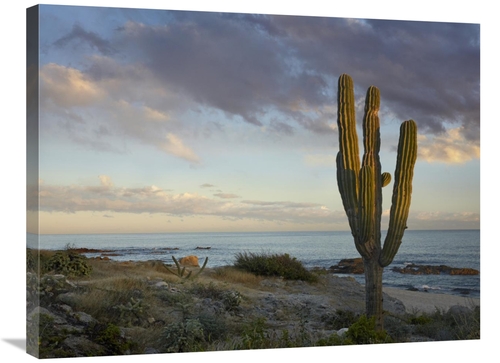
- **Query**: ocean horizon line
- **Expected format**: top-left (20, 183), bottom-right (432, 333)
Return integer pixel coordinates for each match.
top-left (30, 228), bottom-right (480, 237)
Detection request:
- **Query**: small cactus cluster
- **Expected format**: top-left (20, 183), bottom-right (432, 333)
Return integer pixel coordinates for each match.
top-left (336, 74), bottom-right (417, 266)
top-left (164, 256), bottom-right (208, 279)
top-left (114, 297), bottom-right (144, 325)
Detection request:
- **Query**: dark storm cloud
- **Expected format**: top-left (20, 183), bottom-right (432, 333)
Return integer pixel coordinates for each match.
top-left (51, 10), bottom-right (479, 143)
top-left (114, 11), bottom-right (478, 139)
top-left (265, 16), bottom-right (479, 138)
top-left (53, 23), bottom-right (116, 55)
top-left (114, 11), bottom-right (331, 130)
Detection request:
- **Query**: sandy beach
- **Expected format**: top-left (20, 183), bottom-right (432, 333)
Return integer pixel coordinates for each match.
top-left (384, 287), bottom-right (480, 314)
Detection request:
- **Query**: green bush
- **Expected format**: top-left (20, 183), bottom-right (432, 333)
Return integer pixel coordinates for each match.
top-left (86, 322), bottom-right (133, 355)
top-left (323, 309), bottom-right (359, 330)
top-left (411, 306), bottom-right (480, 341)
top-left (161, 318), bottom-right (205, 353)
top-left (196, 312), bottom-right (228, 342)
top-left (44, 251), bottom-right (92, 277)
top-left (189, 282), bottom-right (242, 311)
top-left (239, 317), bottom-right (268, 350)
top-left (233, 252), bottom-right (318, 282)
top-left (27, 249), bottom-right (36, 272)
top-left (345, 315), bottom-right (392, 344)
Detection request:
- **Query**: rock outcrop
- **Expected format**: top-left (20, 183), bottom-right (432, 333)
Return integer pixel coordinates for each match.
top-left (178, 255), bottom-right (199, 267)
top-left (391, 264), bottom-right (479, 275)
top-left (329, 258), bottom-right (364, 274)
top-left (329, 258), bottom-right (479, 276)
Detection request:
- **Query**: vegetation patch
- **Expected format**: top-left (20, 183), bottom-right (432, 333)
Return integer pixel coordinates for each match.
top-left (26, 248), bottom-right (480, 358)
top-left (233, 252), bottom-right (318, 282)
top-left (44, 251), bottom-right (92, 277)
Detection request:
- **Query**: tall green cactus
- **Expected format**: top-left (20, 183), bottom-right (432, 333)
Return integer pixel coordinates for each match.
top-left (336, 74), bottom-right (417, 330)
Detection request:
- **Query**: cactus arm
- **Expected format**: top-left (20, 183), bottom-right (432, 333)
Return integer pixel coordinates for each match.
top-left (337, 74), bottom-right (361, 174)
top-left (380, 120), bottom-right (418, 267)
top-left (191, 257), bottom-right (209, 279)
top-left (381, 172), bottom-right (391, 187)
top-left (336, 74), bottom-right (361, 240)
top-left (172, 256), bottom-right (182, 275)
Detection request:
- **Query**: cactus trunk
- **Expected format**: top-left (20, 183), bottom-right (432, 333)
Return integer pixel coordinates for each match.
top-left (335, 74), bottom-right (417, 330)
top-left (363, 257), bottom-right (384, 330)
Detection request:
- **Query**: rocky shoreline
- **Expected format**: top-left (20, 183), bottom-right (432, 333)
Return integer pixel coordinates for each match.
top-left (329, 258), bottom-right (479, 275)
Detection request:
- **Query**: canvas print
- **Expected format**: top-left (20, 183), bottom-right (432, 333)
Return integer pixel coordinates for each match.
top-left (26, 4), bottom-right (480, 359)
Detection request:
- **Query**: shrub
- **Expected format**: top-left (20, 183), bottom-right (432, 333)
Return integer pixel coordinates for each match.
top-left (323, 309), bottom-right (359, 330)
top-left (189, 282), bottom-right (242, 312)
top-left (27, 249), bottom-right (36, 272)
top-left (161, 318), bottom-right (205, 353)
top-left (44, 251), bottom-right (92, 277)
top-left (196, 312), bottom-right (228, 342)
top-left (86, 322), bottom-right (133, 355)
top-left (234, 252), bottom-right (318, 282)
top-left (411, 306), bottom-right (480, 341)
top-left (238, 317), bottom-right (268, 350)
top-left (345, 315), bottom-right (392, 344)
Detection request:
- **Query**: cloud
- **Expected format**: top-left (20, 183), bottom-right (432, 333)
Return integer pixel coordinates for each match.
top-left (34, 177), bottom-right (336, 225)
top-left (200, 183), bottom-right (215, 188)
top-left (39, 60), bottom-right (201, 162)
top-left (213, 193), bottom-right (241, 199)
top-left (40, 63), bottom-right (105, 108)
top-left (408, 211), bottom-right (479, 229)
top-left (41, 11), bottom-right (479, 165)
top-left (417, 127), bottom-right (480, 163)
top-left (98, 175), bottom-right (114, 187)
top-left (160, 133), bottom-right (200, 164)
top-left (53, 23), bottom-right (116, 55)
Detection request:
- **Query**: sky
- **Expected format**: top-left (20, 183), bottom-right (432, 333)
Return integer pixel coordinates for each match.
top-left (27, 2), bottom-right (481, 234)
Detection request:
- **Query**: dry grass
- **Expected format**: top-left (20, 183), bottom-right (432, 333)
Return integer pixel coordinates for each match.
top-left (209, 266), bottom-right (264, 288)
top-left (64, 258), bottom-right (189, 325)
top-left (86, 259), bottom-right (178, 281)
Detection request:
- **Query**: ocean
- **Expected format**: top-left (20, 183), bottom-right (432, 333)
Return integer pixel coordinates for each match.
top-left (28, 229), bottom-right (480, 298)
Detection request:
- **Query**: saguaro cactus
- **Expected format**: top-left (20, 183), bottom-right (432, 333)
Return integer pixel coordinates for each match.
top-left (336, 74), bottom-right (417, 330)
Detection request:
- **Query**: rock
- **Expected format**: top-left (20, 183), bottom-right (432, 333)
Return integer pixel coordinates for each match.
top-left (72, 311), bottom-right (97, 325)
top-left (383, 294), bottom-right (406, 316)
top-left (336, 327), bottom-right (349, 337)
top-left (178, 255), bottom-right (199, 267)
top-left (56, 292), bottom-right (80, 306)
top-left (391, 264), bottom-right (479, 275)
top-left (154, 281), bottom-right (169, 288)
top-left (329, 258), bottom-right (364, 274)
top-left (27, 306), bottom-right (67, 324)
top-left (62, 336), bottom-right (106, 357)
top-left (52, 304), bottom-right (73, 315)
